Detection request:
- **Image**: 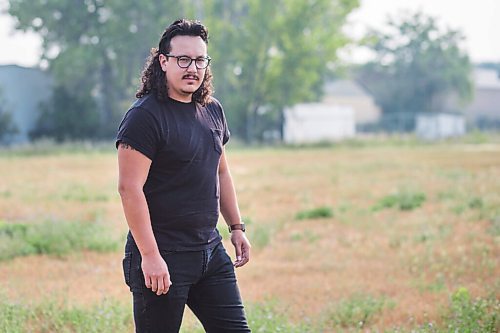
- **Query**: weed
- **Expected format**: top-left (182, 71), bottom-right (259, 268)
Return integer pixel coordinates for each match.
top-left (0, 298), bottom-right (313, 333)
top-left (468, 197), bottom-right (484, 210)
top-left (446, 288), bottom-right (499, 332)
top-left (0, 190), bottom-right (11, 198)
top-left (0, 139), bottom-right (115, 157)
top-left (408, 288), bottom-right (500, 332)
top-left (323, 294), bottom-right (391, 329)
top-left (0, 220), bottom-right (119, 261)
top-left (289, 230), bottom-right (320, 243)
top-left (216, 222), bottom-right (231, 240)
top-left (0, 298), bottom-right (132, 333)
top-left (248, 224), bottom-right (272, 249)
top-left (490, 215), bottom-right (500, 236)
top-left (61, 184), bottom-right (109, 202)
top-left (373, 190), bottom-right (426, 211)
top-left (217, 217), bottom-right (272, 249)
top-left (246, 300), bottom-right (315, 333)
top-left (295, 206), bottom-right (334, 220)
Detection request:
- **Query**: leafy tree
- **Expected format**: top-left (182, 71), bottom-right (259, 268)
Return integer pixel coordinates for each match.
top-left (8, 0), bottom-right (358, 142)
top-left (30, 86), bottom-right (100, 142)
top-left (0, 89), bottom-right (18, 144)
top-left (0, 111), bottom-right (18, 144)
top-left (205, 0), bottom-right (358, 142)
top-left (356, 12), bottom-right (473, 131)
top-left (8, 0), bottom-right (184, 138)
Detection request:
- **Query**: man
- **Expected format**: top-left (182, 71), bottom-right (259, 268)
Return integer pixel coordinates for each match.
top-left (116, 19), bottom-right (251, 333)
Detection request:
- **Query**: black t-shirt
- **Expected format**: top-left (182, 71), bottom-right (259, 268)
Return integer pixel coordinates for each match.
top-left (116, 94), bottom-right (230, 251)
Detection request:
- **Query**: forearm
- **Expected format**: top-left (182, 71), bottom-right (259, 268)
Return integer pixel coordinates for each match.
top-left (219, 170), bottom-right (242, 226)
top-left (119, 187), bottom-right (159, 256)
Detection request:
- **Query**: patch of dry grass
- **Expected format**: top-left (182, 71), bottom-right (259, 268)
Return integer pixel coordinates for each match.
top-left (0, 142), bottom-right (499, 331)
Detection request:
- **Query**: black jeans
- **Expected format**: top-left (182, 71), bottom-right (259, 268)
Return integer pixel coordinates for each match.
top-left (122, 239), bottom-right (251, 333)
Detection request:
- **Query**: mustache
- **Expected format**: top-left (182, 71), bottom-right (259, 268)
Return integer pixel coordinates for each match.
top-left (182, 74), bottom-right (199, 80)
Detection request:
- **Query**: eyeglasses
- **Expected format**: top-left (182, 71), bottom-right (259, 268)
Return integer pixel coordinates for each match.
top-left (164, 54), bottom-right (211, 69)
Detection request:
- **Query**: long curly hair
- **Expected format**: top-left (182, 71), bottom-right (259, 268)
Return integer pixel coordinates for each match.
top-left (136, 19), bottom-right (213, 105)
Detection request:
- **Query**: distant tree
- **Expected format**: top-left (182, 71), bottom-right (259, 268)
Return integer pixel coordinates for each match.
top-left (356, 12), bottom-right (473, 131)
top-left (8, 0), bottom-right (183, 139)
top-left (0, 111), bottom-right (18, 144)
top-left (0, 90), bottom-right (18, 144)
top-left (9, 0), bottom-right (358, 142)
top-left (30, 86), bottom-right (100, 142)
top-left (205, 0), bottom-right (359, 142)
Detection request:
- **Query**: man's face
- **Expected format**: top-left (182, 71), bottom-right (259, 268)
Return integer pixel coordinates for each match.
top-left (159, 35), bottom-right (208, 102)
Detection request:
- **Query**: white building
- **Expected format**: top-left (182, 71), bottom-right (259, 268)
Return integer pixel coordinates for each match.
top-left (416, 112), bottom-right (466, 140)
top-left (284, 103), bottom-right (355, 143)
top-left (282, 79), bottom-right (381, 144)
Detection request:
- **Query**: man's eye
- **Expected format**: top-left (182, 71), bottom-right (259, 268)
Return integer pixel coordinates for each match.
top-left (178, 57), bottom-right (191, 65)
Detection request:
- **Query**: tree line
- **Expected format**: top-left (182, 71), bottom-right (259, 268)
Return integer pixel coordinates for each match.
top-left (1, 0), bottom-right (479, 143)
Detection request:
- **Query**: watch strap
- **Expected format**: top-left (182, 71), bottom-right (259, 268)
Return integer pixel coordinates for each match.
top-left (228, 223), bottom-right (245, 233)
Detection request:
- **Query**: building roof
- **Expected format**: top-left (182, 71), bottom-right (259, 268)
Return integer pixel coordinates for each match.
top-left (323, 79), bottom-right (369, 97)
top-left (474, 68), bottom-right (500, 90)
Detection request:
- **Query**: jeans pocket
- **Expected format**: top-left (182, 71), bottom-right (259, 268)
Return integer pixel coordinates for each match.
top-left (211, 128), bottom-right (223, 154)
top-left (122, 252), bottom-right (132, 287)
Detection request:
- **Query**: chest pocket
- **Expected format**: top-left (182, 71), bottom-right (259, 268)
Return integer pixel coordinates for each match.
top-left (211, 128), bottom-right (223, 154)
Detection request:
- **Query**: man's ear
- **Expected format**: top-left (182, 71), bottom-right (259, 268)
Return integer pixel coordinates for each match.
top-left (159, 54), bottom-right (168, 72)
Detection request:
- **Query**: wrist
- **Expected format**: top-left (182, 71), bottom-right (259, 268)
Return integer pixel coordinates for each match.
top-left (228, 223), bottom-right (245, 233)
top-left (140, 247), bottom-right (161, 257)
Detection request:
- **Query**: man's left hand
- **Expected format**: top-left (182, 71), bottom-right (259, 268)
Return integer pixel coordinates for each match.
top-left (231, 231), bottom-right (251, 268)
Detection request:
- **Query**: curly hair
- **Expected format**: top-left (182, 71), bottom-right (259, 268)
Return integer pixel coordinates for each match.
top-left (136, 19), bottom-right (213, 105)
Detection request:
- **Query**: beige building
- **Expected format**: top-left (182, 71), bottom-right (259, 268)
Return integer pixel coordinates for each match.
top-left (464, 68), bottom-right (500, 126)
top-left (282, 79), bottom-right (381, 143)
top-left (322, 80), bottom-right (382, 125)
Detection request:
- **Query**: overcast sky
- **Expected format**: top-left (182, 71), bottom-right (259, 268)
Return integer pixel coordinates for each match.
top-left (0, 0), bottom-right (498, 67)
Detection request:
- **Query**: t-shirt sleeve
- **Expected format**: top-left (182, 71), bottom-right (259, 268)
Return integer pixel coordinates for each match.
top-left (222, 107), bottom-right (230, 145)
top-left (115, 107), bottom-right (161, 160)
top-left (212, 98), bottom-right (230, 145)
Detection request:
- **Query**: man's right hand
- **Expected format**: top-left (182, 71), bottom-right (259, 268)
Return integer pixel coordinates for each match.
top-left (141, 252), bottom-right (172, 296)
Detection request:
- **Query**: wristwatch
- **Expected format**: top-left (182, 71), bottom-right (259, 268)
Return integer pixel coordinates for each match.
top-left (228, 223), bottom-right (245, 233)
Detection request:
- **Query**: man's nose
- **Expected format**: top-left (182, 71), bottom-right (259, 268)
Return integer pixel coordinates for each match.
top-left (187, 60), bottom-right (197, 71)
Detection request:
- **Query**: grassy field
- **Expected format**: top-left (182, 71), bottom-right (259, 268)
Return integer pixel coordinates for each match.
top-left (0, 137), bottom-right (498, 332)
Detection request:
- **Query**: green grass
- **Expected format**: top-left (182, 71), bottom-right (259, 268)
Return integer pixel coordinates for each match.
top-left (373, 190), bottom-right (426, 211)
top-left (0, 299), bottom-right (132, 333)
top-left (447, 192), bottom-right (500, 236)
top-left (446, 288), bottom-right (498, 332)
top-left (0, 139), bottom-right (115, 157)
top-left (247, 224), bottom-right (272, 249)
top-left (295, 206), bottom-right (334, 220)
top-left (0, 290), bottom-right (497, 332)
top-left (216, 222), bottom-right (231, 240)
top-left (157, 299), bottom-right (318, 333)
top-left (322, 294), bottom-right (392, 330)
top-left (246, 301), bottom-right (315, 333)
top-left (407, 288), bottom-right (499, 333)
top-left (59, 184), bottom-right (110, 202)
top-left (0, 220), bottom-right (120, 261)
top-left (289, 230), bottom-right (320, 243)
top-left (218, 217), bottom-right (273, 250)
top-left (1, 136), bottom-right (499, 331)
top-left (0, 298), bottom-right (313, 333)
